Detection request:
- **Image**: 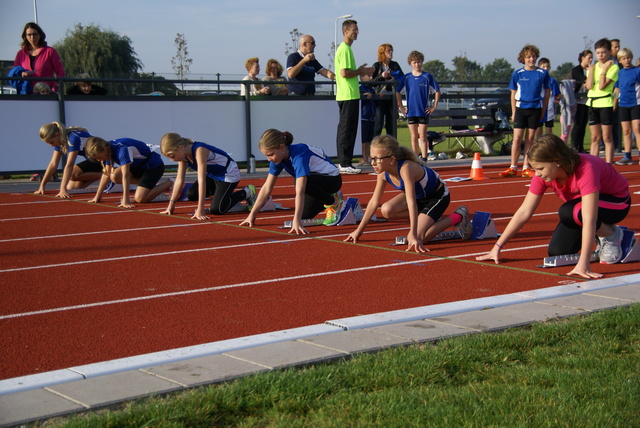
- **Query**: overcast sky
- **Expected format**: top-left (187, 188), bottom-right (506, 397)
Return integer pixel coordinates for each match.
top-left (2, 0), bottom-right (639, 79)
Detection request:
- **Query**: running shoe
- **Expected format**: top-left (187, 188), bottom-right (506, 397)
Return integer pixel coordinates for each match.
top-left (615, 157), bottom-right (633, 166)
top-left (499, 167), bottom-right (517, 178)
top-left (323, 191), bottom-right (344, 226)
top-left (427, 152), bottom-right (437, 161)
top-left (245, 184), bottom-right (257, 210)
top-left (521, 168), bottom-right (536, 178)
top-left (338, 165), bottom-right (362, 175)
top-left (598, 225), bottom-right (624, 264)
top-left (30, 173), bottom-right (40, 182)
top-left (454, 205), bottom-right (473, 240)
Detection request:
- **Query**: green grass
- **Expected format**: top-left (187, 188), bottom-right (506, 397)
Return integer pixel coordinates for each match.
top-left (49, 304), bottom-right (640, 427)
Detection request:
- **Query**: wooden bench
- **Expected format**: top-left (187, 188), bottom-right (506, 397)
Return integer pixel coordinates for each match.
top-left (428, 108), bottom-right (512, 155)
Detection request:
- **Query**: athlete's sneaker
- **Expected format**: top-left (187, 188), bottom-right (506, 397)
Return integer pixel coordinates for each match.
top-left (454, 205), bottom-right (473, 240)
top-left (338, 165), bottom-right (361, 175)
top-left (615, 157), bottom-right (633, 166)
top-left (323, 191), bottom-right (344, 226)
top-left (104, 181), bottom-right (122, 193)
top-left (455, 151), bottom-right (467, 159)
top-left (521, 168), bottom-right (536, 178)
top-left (598, 225), bottom-right (624, 264)
top-left (30, 173), bottom-right (40, 182)
top-left (245, 184), bottom-right (257, 210)
top-left (438, 152), bottom-right (448, 160)
top-left (427, 152), bottom-right (437, 161)
top-left (499, 167), bottom-right (517, 178)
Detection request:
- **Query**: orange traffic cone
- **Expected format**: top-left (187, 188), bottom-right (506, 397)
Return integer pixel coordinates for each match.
top-left (469, 152), bottom-right (487, 180)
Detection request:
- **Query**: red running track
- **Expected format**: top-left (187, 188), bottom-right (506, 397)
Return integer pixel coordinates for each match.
top-left (1, 163), bottom-right (638, 379)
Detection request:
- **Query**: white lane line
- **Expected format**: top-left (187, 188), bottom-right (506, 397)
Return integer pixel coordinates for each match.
top-left (0, 242), bottom-right (556, 321)
top-left (0, 223), bottom-right (208, 243)
top-left (0, 258), bottom-right (445, 321)
top-left (0, 237), bottom-right (308, 273)
top-left (0, 210), bottom-right (131, 222)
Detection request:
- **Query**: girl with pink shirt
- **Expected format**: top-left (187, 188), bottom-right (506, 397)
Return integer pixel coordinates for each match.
top-left (477, 135), bottom-right (630, 279)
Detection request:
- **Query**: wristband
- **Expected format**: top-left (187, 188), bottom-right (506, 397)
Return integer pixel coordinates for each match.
top-left (495, 243), bottom-right (502, 248)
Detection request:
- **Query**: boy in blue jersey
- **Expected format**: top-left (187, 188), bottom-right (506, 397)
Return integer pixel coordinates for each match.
top-left (614, 48), bottom-right (640, 165)
top-left (395, 50), bottom-right (441, 160)
top-left (500, 45), bottom-right (550, 178)
top-left (536, 58), bottom-right (561, 138)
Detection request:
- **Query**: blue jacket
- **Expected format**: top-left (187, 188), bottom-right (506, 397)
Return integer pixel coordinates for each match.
top-left (8, 66), bottom-right (33, 94)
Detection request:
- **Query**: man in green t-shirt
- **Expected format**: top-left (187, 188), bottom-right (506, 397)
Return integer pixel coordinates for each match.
top-left (335, 19), bottom-right (373, 174)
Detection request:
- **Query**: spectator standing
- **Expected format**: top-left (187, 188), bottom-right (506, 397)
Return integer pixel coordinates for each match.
top-left (262, 59), bottom-right (288, 96)
top-left (335, 19), bottom-right (373, 174)
top-left (240, 58), bottom-right (270, 96)
top-left (586, 38), bottom-right (619, 164)
top-left (613, 48), bottom-right (640, 166)
top-left (536, 58), bottom-right (561, 137)
top-left (286, 35), bottom-right (335, 96)
top-left (66, 73), bottom-right (108, 95)
top-left (371, 43), bottom-right (403, 137)
top-left (570, 50), bottom-right (593, 153)
top-left (395, 50), bottom-right (441, 160)
top-left (13, 22), bottom-right (65, 92)
top-left (499, 44), bottom-right (550, 178)
top-left (359, 75), bottom-right (377, 165)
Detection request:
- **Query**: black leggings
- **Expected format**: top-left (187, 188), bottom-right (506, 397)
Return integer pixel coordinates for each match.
top-left (187, 178), bottom-right (246, 215)
top-left (302, 174), bottom-right (342, 219)
top-left (547, 194), bottom-right (631, 256)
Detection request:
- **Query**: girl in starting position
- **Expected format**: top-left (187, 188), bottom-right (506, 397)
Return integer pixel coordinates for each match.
top-left (85, 136), bottom-right (172, 208)
top-left (36, 121), bottom-right (102, 198)
top-left (477, 134), bottom-right (631, 278)
top-left (159, 132), bottom-right (256, 220)
top-left (345, 134), bottom-right (472, 253)
top-left (241, 128), bottom-right (343, 235)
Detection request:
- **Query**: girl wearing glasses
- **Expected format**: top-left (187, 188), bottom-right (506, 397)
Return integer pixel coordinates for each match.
top-left (345, 134), bottom-right (472, 253)
top-left (241, 128), bottom-right (343, 235)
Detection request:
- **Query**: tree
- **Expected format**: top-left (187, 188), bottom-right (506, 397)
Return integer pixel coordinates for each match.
top-left (134, 72), bottom-right (178, 95)
top-left (54, 24), bottom-right (142, 95)
top-left (451, 54), bottom-right (482, 82)
top-left (326, 42), bottom-right (336, 72)
top-left (481, 58), bottom-right (513, 82)
top-left (423, 60), bottom-right (450, 82)
top-left (553, 62), bottom-right (574, 80)
top-left (284, 28), bottom-right (303, 56)
top-left (171, 33), bottom-right (193, 92)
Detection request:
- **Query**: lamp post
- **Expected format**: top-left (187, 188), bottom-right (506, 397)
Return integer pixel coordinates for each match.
top-left (33, 0), bottom-right (38, 23)
top-left (334, 14), bottom-right (353, 61)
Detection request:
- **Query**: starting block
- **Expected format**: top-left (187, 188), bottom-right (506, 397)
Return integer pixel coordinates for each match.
top-left (68, 186), bottom-right (98, 194)
top-left (392, 211), bottom-right (498, 245)
top-left (227, 196), bottom-right (285, 213)
top-left (540, 226), bottom-right (639, 268)
top-left (280, 197), bottom-right (368, 228)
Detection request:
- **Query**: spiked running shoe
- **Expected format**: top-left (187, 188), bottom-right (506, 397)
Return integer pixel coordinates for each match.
top-left (245, 184), bottom-right (257, 210)
top-left (521, 168), bottom-right (536, 178)
top-left (323, 191), bottom-right (344, 226)
top-left (499, 167), bottom-right (517, 178)
top-left (454, 205), bottom-right (473, 240)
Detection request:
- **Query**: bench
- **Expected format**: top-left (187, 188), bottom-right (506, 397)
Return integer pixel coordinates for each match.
top-left (428, 108), bottom-right (512, 155)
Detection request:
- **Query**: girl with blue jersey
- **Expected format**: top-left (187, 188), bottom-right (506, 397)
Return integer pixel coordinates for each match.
top-left (159, 132), bottom-right (256, 220)
top-left (500, 44), bottom-right (550, 178)
top-left (85, 136), bottom-right (172, 208)
top-left (241, 128), bottom-right (343, 235)
top-left (36, 121), bottom-right (102, 198)
top-left (614, 48), bottom-right (640, 166)
top-left (345, 135), bottom-right (472, 253)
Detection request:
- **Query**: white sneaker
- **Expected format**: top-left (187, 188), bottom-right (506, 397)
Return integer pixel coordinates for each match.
top-left (456, 151), bottom-right (467, 159)
top-left (427, 152), bottom-right (437, 161)
top-left (438, 152), bottom-right (448, 160)
top-left (339, 165), bottom-right (362, 175)
top-left (454, 205), bottom-right (473, 240)
top-left (598, 225), bottom-right (624, 264)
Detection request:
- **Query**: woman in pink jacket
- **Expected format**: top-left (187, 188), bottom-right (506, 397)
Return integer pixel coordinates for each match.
top-left (14, 22), bottom-right (65, 92)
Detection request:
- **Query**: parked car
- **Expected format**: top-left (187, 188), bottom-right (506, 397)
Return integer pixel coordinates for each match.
top-left (472, 88), bottom-right (511, 115)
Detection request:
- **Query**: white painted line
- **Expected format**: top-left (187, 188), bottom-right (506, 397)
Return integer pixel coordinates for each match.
top-left (0, 210), bottom-right (131, 222)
